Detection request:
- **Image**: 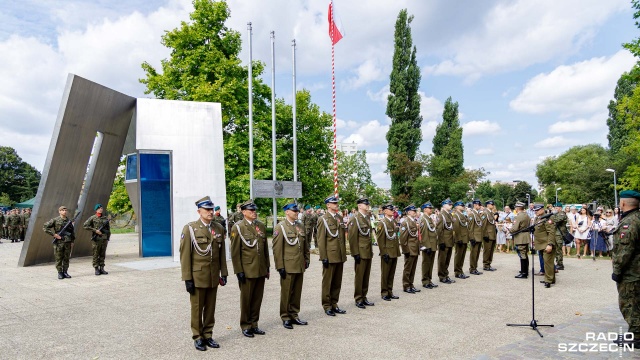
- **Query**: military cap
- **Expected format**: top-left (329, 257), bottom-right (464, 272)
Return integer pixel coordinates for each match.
top-left (514, 201), bottom-right (525, 208)
top-left (214, 205), bottom-right (220, 211)
top-left (421, 202), bottom-right (434, 210)
top-left (485, 200), bottom-right (495, 205)
top-left (472, 199), bottom-right (482, 205)
top-left (554, 202), bottom-right (563, 207)
top-left (404, 204), bottom-right (417, 212)
top-left (324, 195), bottom-right (339, 204)
top-left (94, 203), bottom-right (103, 211)
top-left (240, 200), bottom-right (257, 210)
top-left (381, 203), bottom-right (394, 211)
top-left (441, 198), bottom-right (453, 206)
top-left (532, 203), bottom-right (544, 211)
top-left (195, 196), bottom-right (214, 209)
top-left (283, 203), bottom-right (299, 212)
top-left (453, 200), bottom-right (465, 207)
top-left (304, 205), bottom-right (311, 210)
top-left (620, 190), bottom-right (640, 200)
top-left (58, 206), bottom-right (67, 211)
top-left (356, 197), bottom-right (370, 205)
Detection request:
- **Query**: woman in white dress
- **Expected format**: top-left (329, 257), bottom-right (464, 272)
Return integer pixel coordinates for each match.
top-left (496, 218), bottom-right (507, 252)
top-left (572, 207), bottom-right (590, 259)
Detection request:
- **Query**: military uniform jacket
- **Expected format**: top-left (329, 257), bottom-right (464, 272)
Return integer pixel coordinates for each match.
top-left (212, 215), bottom-right (226, 232)
top-left (273, 219), bottom-right (309, 274)
top-left (376, 216), bottom-right (400, 258)
top-left (532, 216), bottom-right (555, 250)
top-left (180, 220), bottom-right (228, 287)
top-left (612, 209), bottom-right (640, 283)
top-left (227, 211), bottom-right (244, 234)
top-left (83, 215), bottom-right (111, 241)
top-left (510, 212), bottom-right (532, 245)
top-left (317, 211), bottom-right (347, 263)
top-left (551, 211), bottom-right (568, 238)
top-left (436, 211), bottom-right (454, 247)
top-left (483, 209), bottom-right (497, 240)
top-left (419, 214), bottom-right (438, 251)
top-left (468, 209), bottom-right (484, 242)
top-left (399, 216), bottom-right (420, 256)
top-left (43, 216), bottom-right (75, 243)
top-left (230, 219), bottom-right (269, 278)
top-left (452, 211), bottom-right (470, 243)
top-left (22, 212), bottom-right (30, 227)
top-left (348, 211), bottom-right (373, 259)
top-left (8, 214), bottom-right (20, 229)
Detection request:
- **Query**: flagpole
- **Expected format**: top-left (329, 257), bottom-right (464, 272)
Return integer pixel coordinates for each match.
top-left (271, 30), bottom-right (277, 229)
top-left (292, 39), bottom-right (297, 184)
top-left (248, 22), bottom-right (254, 199)
top-left (330, 0), bottom-right (338, 198)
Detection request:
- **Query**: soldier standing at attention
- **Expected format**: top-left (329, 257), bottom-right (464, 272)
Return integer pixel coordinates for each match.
top-left (482, 200), bottom-right (498, 271)
top-left (532, 204), bottom-right (555, 288)
top-left (452, 201), bottom-right (470, 279)
top-left (212, 206), bottom-right (226, 231)
top-left (8, 209), bottom-right (20, 242)
top-left (179, 196), bottom-right (228, 351)
top-left (377, 204), bottom-right (400, 301)
top-left (43, 206), bottom-right (75, 279)
top-left (437, 199), bottom-right (456, 284)
top-left (273, 203), bottom-right (309, 329)
top-left (611, 190), bottom-right (640, 347)
top-left (301, 206), bottom-right (315, 248)
top-left (468, 199), bottom-right (485, 275)
top-left (420, 202), bottom-right (439, 289)
top-left (21, 208), bottom-right (31, 241)
top-left (400, 205), bottom-right (420, 294)
top-left (552, 202), bottom-right (568, 270)
top-left (83, 204), bottom-right (111, 276)
top-left (511, 202), bottom-right (532, 279)
top-left (349, 197), bottom-right (375, 309)
top-left (227, 203), bottom-right (243, 235)
top-left (317, 195), bottom-right (347, 316)
top-left (230, 200), bottom-right (270, 337)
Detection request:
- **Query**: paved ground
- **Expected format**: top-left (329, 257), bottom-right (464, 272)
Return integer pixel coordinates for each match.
top-left (0, 235), bottom-right (634, 359)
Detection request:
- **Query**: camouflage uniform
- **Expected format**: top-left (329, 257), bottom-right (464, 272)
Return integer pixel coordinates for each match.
top-left (212, 214), bottom-right (226, 233)
top-left (302, 210), bottom-right (318, 247)
top-left (1, 212), bottom-right (5, 239)
top-left (612, 208), bottom-right (640, 341)
top-left (43, 216), bottom-right (76, 273)
top-left (226, 205), bottom-right (244, 235)
top-left (21, 209), bottom-right (31, 241)
top-left (83, 215), bottom-right (111, 269)
top-left (551, 211), bottom-right (568, 268)
top-left (8, 210), bottom-right (21, 242)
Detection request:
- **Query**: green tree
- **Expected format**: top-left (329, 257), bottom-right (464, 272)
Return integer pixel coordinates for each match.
top-left (607, 66), bottom-right (640, 154)
top-left (474, 180), bottom-right (495, 200)
top-left (0, 146), bottom-right (41, 203)
top-left (338, 150), bottom-right (375, 210)
top-left (623, 0), bottom-right (640, 60)
top-left (616, 86), bottom-right (640, 190)
top-left (385, 9), bottom-right (422, 201)
top-left (107, 158), bottom-right (132, 215)
top-left (510, 181), bottom-right (534, 207)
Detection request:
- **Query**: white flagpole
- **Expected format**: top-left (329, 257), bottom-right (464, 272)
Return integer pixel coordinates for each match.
top-left (271, 31), bottom-right (277, 228)
top-left (248, 22), bottom-right (254, 199)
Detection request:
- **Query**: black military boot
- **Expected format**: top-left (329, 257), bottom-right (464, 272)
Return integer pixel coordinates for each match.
top-left (63, 271), bottom-right (72, 279)
top-left (58, 272), bottom-right (64, 280)
top-left (95, 267), bottom-right (101, 276)
top-left (99, 266), bottom-right (108, 275)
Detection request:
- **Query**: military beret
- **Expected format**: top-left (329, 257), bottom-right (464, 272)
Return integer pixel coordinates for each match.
top-left (453, 201), bottom-right (465, 207)
top-left (620, 190), bottom-right (640, 200)
top-left (195, 196), bottom-right (214, 209)
top-left (381, 204), bottom-right (394, 211)
top-left (304, 205), bottom-right (311, 210)
top-left (421, 202), bottom-right (433, 210)
top-left (532, 203), bottom-right (544, 211)
top-left (441, 198), bottom-right (453, 206)
top-left (485, 200), bottom-right (495, 205)
top-left (554, 202), bottom-right (563, 207)
top-left (240, 200), bottom-right (257, 210)
top-left (94, 203), bottom-right (103, 211)
top-left (283, 203), bottom-right (299, 212)
top-left (404, 204), bottom-right (417, 212)
top-left (472, 199), bottom-right (482, 205)
top-left (214, 206), bottom-right (220, 211)
top-left (324, 195), bottom-right (339, 204)
top-left (58, 206), bottom-right (67, 211)
top-left (356, 197), bottom-right (369, 205)
top-left (514, 201), bottom-right (525, 208)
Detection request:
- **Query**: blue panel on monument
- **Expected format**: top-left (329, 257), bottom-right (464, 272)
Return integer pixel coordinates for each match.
top-left (125, 154), bottom-right (138, 181)
top-left (139, 153), bottom-right (171, 257)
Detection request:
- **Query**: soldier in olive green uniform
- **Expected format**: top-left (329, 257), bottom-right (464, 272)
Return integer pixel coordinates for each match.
top-left (611, 190), bottom-right (640, 346)
top-left (20, 208), bottom-right (31, 241)
top-left (348, 198), bottom-right (375, 308)
top-left (302, 206), bottom-right (319, 248)
top-left (419, 202), bottom-right (439, 289)
top-left (452, 201), bottom-right (470, 279)
top-left (83, 203), bottom-right (111, 275)
top-left (317, 195), bottom-right (347, 316)
top-left (180, 196), bottom-right (228, 351)
top-left (8, 209), bottom-right (21, 242)
top-left (400, 205), bottom-right (421, 293)
top-left (482, 200), bottom-right (498, 271)
top-left (273, 203), bottom-right (310, 329)
top-left (212, 206), bottom-right (226, 231)
top-left (531, 204), bottom-right (555, 287)
top-left (230, 200), bottom-right (270, 337)
top-left (437, 199), bottom-right (456, 284)
top-left (377, 204), bottom-right (400, 300)
top-left (552, 202), bottom-right (568, 270)
top-left (43, 206), bottom-right (75, 279)
top-left (227, 204), bottom-right (243, 235)
top-left (0, 210), bottom-right (5, 241)
top-left (511, 202), bottom-right (532, 279)
top-left (468, 199), bottom-right (485, 275)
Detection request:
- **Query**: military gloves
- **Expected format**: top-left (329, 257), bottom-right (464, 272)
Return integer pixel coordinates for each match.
top-left (185, 280), bottom-right (195, 295)
top-left (470, 240), bottom-right (476, 246)
top-left (439, 243), bottom-right (445, 251)
top-left (403, 253), bottom-right (409, 259)
top-left (322, 259), bottom-right (329, 268)
top-left (456, 240), bottom-right (463, 246)
top-left (483, 237), bottom-right (489, 242)
top-left (305, 261), bottom-right (310, 269)
top-left (423, 248), bottom-right (432, 255)
top-left (382, 254), bottom-right (390, 264)
top-left (612, 273), bottom-right (622, 283)
top-left (236, 272), bottom-right (246, 284)
top-left (219, 276), bottom-right (227, 286)
top-left (353, 254), bottom-right (361, 264)
top-left (277, 268), bottom-right (286, 279)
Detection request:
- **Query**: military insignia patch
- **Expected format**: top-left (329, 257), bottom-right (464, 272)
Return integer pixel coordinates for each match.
top-left (273, 230), bottom-right (279, 236)
top-left (621, 233), bottom-right (626, 238)
top-left (181, 233), bottom-right (184, 239)
top-left (623, 225), bottom-right (629, 229)
top-left (401, 227), bottom-right (406, 231)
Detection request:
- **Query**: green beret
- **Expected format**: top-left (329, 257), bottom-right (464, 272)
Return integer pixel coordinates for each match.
top-left (304, 205), bottom-right (311, 210)
top-left (94, 203), bottom-right (103, 211)
top-left (554, 202), bottom-right (563, 207)
top-left (620, 190), bottom-right (640, 200)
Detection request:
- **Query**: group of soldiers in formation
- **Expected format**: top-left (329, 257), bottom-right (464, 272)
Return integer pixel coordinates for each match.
top-left (0, 207), bottom-right (31, 243)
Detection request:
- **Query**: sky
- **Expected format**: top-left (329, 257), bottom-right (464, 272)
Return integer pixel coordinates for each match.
top-left (0, 0), bottom-right (637, 191)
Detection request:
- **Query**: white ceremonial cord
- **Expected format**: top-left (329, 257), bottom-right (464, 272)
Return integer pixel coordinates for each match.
top-left (455, 212), bottom-right (468, 227)
top-left (188, 225), bottom-right (212, 256)
top-left (279, 222), bottom-right (299, 246)
top-left (381, 218), bottom-right (397, 239)
top-left (404, 217), bottom-right (417, 237)
top-left (424, 217), bottom-right (436, 232)
top-left (441, 213), bottom-right (453, 230)
top-left (354, 213), bottom-right (370, 236)
top-left (486, 210), bottom-right (496, 225)
top-left (235, 223), bottom-right (257, 248)
top-left (472, 210), bottom-right (483, 226)
top-left (321, 216), bottom-right (339, 238)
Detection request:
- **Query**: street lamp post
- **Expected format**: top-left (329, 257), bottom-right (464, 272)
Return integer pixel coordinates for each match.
top-left (606, 168), bottom-right (618, 207)
top-left (526, 193), bottom-right (530, 207)
top-left (555, 187), bottom-right (562, 204)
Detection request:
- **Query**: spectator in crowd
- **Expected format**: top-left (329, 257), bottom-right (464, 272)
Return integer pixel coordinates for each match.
top-left (502, 206), bottom-right (515, 222)
top-left (496, 217), bottom-right (507, 253)
top-left (526, 203), bottom-right (536, 219)
top-left (503, 217), bottom-right (513, 252)
top-left (590, 212), bottom-right (608, 258)
top-left (573, 207), bottom-right (590, 259)
top-left (603, 209), bottom-right (617, 252)
top-left (614, 207), bottom-right (620, 219)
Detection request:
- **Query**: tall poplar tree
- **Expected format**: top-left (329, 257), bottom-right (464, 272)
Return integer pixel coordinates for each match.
top-left (385, 9), bottom-right (422, 203)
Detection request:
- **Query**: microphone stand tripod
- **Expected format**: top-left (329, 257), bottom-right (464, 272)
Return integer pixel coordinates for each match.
top-left (506, 216), bottom-right (554, 337)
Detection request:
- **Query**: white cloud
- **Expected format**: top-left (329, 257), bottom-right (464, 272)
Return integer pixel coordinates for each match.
top-left (510, 50), bottom-right (636, 116)
top-left (534, 136), bottom-right (576, 149)
top-left (548, 114), bottom-right (607, 134)
top-left (367, 85), bottom-right (390, 103)
top-left (475, 148), bottom-right (495, 155)
top-left (365, 151), bottom-right (388, 167)
top-left (342, 120), bottom-right (388, 147)
top-left (343, 59), bottom-right (386, 89)
top-left (419, 92), bottom-right (443, 122)
top-left (462, 120), bottom-right (501, 136)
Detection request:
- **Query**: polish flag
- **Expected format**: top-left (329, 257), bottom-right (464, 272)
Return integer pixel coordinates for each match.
top-left (328, 1), bottom-right (344, 45)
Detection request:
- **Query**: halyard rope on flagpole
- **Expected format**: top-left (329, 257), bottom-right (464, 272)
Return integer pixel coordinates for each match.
top-left (331, 0), bottom-right (338, 198)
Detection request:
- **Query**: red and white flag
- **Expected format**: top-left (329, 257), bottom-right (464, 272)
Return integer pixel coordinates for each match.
top-left (328, 1), bottom-right (344, 45)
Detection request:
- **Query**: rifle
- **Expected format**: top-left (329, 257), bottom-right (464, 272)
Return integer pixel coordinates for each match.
top-left (52, 213), bottom-right (81, 244)
top-left (91, 219), bottom-right (110, 241)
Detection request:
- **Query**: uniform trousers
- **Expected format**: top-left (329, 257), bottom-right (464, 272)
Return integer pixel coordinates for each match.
top-left (482, 239), bottom-right (496, 268)
top-left (54, 242), bottom-right (72, 272)
top-left (437, 246), bottom-right (453, 280)
top-left (280, 272), bottom-right (303, 321)
top-left (402, 255), bottom-right (418, 289)
top-left (555, 235), bottom-right (564, 266)
top-left (617, 281), bottom-right (640, 340)
top-left (380, 257), bottom-right (397, 297)
top-left (453, 242), bottom-right (468, 276)
top-left (542, 246), bottom-right (555, 284)
top-left (239, 276), bottom-right (265, 330)
top-left (421, 250), bottom-right (436, 285)
top-left (321, 263), bottom-right (343, 310)
top-left (469, 242), bottom-right (483, 272)
top-left (190, 286), bottom-right (218, 340)
top-left (354, 258), bottom-right (371, 303)
top-left (92, 239), bottom-right (108, 267)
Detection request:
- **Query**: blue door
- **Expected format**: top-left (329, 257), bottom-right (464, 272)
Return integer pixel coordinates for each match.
top-left (139, 153), bottom-right (172, 257)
